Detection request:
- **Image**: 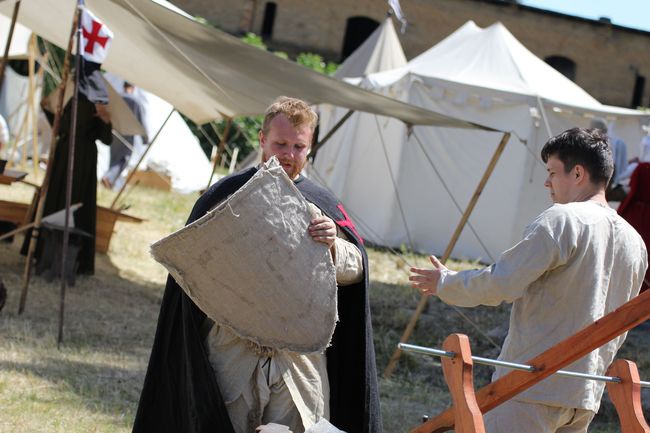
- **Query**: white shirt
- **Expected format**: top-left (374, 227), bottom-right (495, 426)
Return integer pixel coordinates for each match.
top-left (437, 201), bottom-right (647, 411)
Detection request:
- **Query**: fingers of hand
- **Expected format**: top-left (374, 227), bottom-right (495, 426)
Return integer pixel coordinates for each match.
top-left (409, 267), bottom-right (439, 295)
top-left (309, 217), bottom-right (336, 246)
top-left (430, 255), bottom-right (443, 268)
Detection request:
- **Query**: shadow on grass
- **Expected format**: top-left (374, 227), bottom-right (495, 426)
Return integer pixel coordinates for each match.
top-left (0, 357), bottom-right (143, 417)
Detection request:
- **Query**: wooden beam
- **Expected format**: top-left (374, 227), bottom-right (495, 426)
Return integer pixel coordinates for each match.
top-left (110, 109), bottom-right (174, 209)
top-left (205, 117), bottom-right (232, 190)
top-left (441, 334), bottom-right (485, 433)
top-left (607, 360), bottom-right (650, 433)
top-left (411, 289), bottom-right (650, 433)
top-left (0, 0), bottom-right (21, 89)
top-left (19, 8), bottom-right (79, 315)
top-left (384, 132), bottom-right (511, 378)
top-left (309, 109), bottom-right (354, 160)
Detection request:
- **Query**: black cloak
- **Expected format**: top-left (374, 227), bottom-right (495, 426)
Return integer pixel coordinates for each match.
top-left (133, 168), bottom-right (382, 433)
top-left (21, 73), bottom-right (112, 274)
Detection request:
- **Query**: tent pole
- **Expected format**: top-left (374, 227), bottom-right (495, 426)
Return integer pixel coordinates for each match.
top-left (383, 132), bottom-right (511, 379)
top-left (206, 117), bottom-right (232, 190)
top-left (58, 0), bottom-right (83, 346)
top-left (0, 0), bottom-right (21, 90)
top-left (310, 109), bottom-right (354, 160)
top-left (110, 108), bottom-right (174, 209)
top-left (18, 9), bottom-right (79, 315)
top-left (28, 34), bottom-right (39, 174)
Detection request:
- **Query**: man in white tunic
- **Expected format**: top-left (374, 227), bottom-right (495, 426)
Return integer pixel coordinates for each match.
top-left (410, 127), bottom-right (648, 433)
top-left (205, 97), bottom-right (364, 433)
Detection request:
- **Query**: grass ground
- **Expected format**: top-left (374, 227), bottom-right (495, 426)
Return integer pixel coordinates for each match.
top-left (1, 173), bottom-right (648, 432)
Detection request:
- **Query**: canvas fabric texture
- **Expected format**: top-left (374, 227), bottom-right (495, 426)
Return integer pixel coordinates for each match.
top-left (150, 157), bottom-right (338, 353)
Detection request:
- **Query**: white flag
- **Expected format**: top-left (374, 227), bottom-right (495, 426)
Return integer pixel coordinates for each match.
top-left (387, 0), bottom-right (408, 33)
top-left (80, 7), bottom-right (113, 63)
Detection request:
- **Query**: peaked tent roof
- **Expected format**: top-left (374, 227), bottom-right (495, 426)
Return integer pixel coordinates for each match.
top-left (367, 20), bottom-right (645, 117)
top-left (0, 0), bottom-right (485, 130)
top-left (334, 17), bottom-right (407, 79)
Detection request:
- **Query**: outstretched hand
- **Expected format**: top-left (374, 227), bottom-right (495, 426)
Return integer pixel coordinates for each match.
top-left (409, 255), bottom-right (447, 296)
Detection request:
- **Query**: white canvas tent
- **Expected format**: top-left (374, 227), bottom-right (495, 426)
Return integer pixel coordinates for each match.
top-left (317, 17), bottom-right (408, 135)
top-left (333, 17), bottom-right (407, 80)
top-left (0, 13), bottom-right (31, 59)
top-left (0, 0), bottom-right (481, 130)
top-left (312, 21), bottom-right (650, 262)
top-left (98, 73), bottom-right (213, 193)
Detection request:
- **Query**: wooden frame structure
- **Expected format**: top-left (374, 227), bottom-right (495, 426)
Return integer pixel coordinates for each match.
top-left (407, 289), bottom-right (650, 433)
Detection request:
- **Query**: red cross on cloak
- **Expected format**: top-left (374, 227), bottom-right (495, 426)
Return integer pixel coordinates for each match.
top-left (82, 19), bottom-right (109, 55)
top-left (335, 204), bottom-right (363, 244)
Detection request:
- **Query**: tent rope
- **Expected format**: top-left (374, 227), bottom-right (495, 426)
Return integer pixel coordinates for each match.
top-left (307, 163), bottom-right (503, 352)
top-left (121, 0), bottom-right (234, 110)
top-left (412, 129), bottom-right (496, 263)
top-left (374, 114), bottom-right (416, 251)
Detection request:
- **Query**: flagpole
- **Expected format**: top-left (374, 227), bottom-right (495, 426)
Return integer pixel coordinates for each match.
top-left (57, 0), bottom-right (83, 346)
top-left (18, 5), bottom-right (79, 314)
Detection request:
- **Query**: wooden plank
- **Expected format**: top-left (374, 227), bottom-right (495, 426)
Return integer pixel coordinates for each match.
top-left (130, 170), bottom-right (171, 191)
top-left (441, 334), bottom-right (485, 433)
top-left (606, 360), bottom-right (650, 433)
top-left (412, 289), bottom-right (650, 433)
top-left (0, 200), bottom-right (30, 224)
top-left (0, 200), bottom-right (143, 253)
top-left (0, 169), bottom-right (28, 185)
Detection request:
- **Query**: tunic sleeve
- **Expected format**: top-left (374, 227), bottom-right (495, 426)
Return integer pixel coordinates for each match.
top-left (332, 235), bottom-right (363, 286)
top-left (437, 222), bottom-right (566, 307)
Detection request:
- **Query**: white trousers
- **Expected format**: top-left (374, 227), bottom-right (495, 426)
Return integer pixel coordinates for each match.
top-left (484, 400), bottom-right (596, 433)
top-left (226, 356), bottom-right (304, 433)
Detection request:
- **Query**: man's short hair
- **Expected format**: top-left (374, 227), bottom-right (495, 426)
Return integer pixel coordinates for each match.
top-left (262, 96), bottom-right (318, 134)
top-left (541, 127), bottom-right (614, 186)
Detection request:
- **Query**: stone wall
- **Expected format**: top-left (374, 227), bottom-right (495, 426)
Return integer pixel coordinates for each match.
top-left (173, 0), bottom-right (650, 107)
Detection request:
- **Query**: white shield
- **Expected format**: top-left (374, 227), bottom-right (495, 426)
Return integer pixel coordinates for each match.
top-left (150, 157), bottom-right (338, 353)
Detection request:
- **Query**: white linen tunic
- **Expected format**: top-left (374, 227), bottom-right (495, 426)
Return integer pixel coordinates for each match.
top-left (437, 201), bottom-right (647, 411)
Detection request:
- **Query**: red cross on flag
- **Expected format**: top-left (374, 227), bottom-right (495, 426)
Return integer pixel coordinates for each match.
top-left (80, 8), bottom-right (113, 63)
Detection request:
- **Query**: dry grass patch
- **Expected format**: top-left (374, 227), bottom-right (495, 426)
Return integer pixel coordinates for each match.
top-left (1, 175), bottom-right (648, 432)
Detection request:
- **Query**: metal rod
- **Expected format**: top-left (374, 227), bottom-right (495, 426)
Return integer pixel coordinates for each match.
top-left (398, 343), bottom-right (640, 386)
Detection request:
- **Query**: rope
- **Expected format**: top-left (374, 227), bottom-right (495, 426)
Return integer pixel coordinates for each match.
top-left (412, 129), bottom-right (495, 263)
top-left (307, 163), bottom-right (503, 352)
top-left (121, 0), bottom-right (233, 110)
top-left (374, 114), bottom-right (415, 251)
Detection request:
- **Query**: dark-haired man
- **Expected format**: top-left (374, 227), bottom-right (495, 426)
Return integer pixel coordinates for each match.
top-left (410, 128), bottom-right (647, 433)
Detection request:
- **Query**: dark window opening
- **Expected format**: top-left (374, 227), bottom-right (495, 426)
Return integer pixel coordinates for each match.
top-left (261, 2), bottom-right (276, 39)
top-left (631, 73), bottom-right (646, 108)
top-left (340, 16), bottom-right (380, 61)
top-left (545, 55), bottom-right (576, 81)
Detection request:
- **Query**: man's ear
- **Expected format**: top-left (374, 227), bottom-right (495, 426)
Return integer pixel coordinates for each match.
top-left (258, 130), bottom-right (265, 147)
top-left (574, 164), bottom-right (587, 183)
